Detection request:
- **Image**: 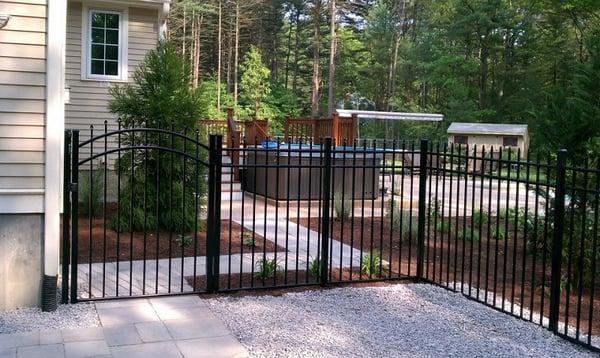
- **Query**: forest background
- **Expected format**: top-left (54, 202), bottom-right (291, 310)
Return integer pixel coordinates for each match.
top-left (166, 0), bottom-right (600, 158)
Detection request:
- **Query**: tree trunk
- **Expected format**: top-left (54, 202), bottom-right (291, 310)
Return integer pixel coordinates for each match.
top-left (217, 0), bottom-right (222, 117)
top-left (326, 0), bottom-right (336, 116)
top-left (284, 6), bottom-right (294, 90)
top-left (311, 0), bottom-right (322, 118)
top-left (227, 15), bottom-right (233, 93)
top-left (182, 7), bottom-right (186, 57)
top-left (479, 42), bottom-right (488, 109)
top-left (233, 1), bottom-right (240, 106)
top-left (292, 7), bottom-right (300, 93)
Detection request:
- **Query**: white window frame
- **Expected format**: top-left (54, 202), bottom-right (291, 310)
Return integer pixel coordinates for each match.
top-left (81, 5), bottom-right (128, 82)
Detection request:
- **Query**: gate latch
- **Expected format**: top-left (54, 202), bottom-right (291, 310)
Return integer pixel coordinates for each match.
top-left (69, 183), bottom-right (78, 192)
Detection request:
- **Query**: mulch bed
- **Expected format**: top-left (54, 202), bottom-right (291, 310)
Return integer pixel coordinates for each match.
top-left (185, 267), bottom-right (395, 294)
top-left (295, 216), bottom-right (600, 336)
top-left (74, 217), bottom-right (283, 264)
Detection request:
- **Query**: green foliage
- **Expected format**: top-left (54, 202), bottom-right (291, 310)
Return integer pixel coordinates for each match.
top-left (333, 193), bottom-right (352, 221)
top-left (387, 199), bottom-right (417, 242)
top-left (361, 250), bottom-right (382, 276)
top-left (308, 257), bottom-right (321, 278)
top-left (196, 78), bottom-right (236, 119)
top-left (436, 220), bottom-right (452, 233)
top-left (79, 165), bottom-right (104, 217)
top-left (242, 232), bottom-right (256, 247)
top-left (255, 258), bottom-right (279, 279)
top-left (491, 225), bottom-right (506, 241)
top-left (472, 208), bottom-right (489, 226)
top-left (176, 235), bottom-right (193, 249)
top-left (108, 41), bottom-right (205, 233)
top-left (458, 229), bottom-right (480, 242)
top-left (240, 45), bottom-right (271, 118)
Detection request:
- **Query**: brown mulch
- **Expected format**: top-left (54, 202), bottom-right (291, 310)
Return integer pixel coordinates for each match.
top-left (75, 218), bottom-right (283, 264)
top-left (295, 216), bottom-right (600, 336)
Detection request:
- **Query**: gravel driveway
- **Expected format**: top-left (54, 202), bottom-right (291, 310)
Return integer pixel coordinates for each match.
top-left (206, 283), bottom-right (594, 357)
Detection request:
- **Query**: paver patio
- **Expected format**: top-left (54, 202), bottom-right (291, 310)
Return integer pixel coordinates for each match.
top-left (0, 296), bottom-right (248, 358)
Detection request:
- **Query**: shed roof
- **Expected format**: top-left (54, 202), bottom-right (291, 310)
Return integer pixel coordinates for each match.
top-left (447, 122), bottom-right (528, 136)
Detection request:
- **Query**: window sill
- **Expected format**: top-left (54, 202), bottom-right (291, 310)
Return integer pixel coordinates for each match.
top-left (79, 76), bottom-right (129, 84)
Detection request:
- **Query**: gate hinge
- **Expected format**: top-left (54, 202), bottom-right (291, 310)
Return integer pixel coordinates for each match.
top-left (69, 183), bottom-right (78, 192)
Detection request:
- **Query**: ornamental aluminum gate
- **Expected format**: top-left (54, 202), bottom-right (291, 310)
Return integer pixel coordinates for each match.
top-left (62, 125), bottom-right (222, 302)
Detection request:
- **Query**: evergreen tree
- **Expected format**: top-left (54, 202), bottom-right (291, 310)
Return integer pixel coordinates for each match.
top-left (239, 45), bottom-right (272, 118)
top-left (108, 41), bottom-right (204, 233)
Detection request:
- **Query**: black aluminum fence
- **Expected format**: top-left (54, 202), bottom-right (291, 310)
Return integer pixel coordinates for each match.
top-left (62, 127), bottom-right (600, 352)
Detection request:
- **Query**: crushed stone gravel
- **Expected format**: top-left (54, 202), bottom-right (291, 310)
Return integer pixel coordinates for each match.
top-left (0, 302), bottom-right (99, 334)
top-left (205, 283), bottom-right (596, 357)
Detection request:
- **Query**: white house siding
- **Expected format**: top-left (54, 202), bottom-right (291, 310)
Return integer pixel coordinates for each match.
top-left (65, 2), bottom-right (159, 165)
top-left (0, 0), bottom-right (47, 213)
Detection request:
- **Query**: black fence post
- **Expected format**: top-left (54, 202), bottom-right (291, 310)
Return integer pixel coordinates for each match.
top-left (549, 149), bottom-right (567, 332)
top-left (69, 130), bottom-right (79, 303)
top-left (61, 131), bottom-right (72, 304)
top-left (207, 134), bottom-right (223, 293)
top-left (320, 137), bottom-right (333, 286)
top-left (416, 139), bottom-right (429, 280)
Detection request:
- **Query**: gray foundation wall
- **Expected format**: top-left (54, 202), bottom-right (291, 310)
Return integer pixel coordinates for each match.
top-left (0, 214), bottom-right (43, 310)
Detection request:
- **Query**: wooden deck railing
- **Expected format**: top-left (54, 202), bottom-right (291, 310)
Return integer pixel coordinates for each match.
top-left (284, 112), bottom-right (358, 145)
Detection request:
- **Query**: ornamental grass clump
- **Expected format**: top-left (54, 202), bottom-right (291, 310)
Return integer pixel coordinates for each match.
top-left (108, 41), bottom-right (205, 233)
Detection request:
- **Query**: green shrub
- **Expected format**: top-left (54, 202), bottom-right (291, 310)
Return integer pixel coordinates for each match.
top-left (436, 220), bottom-right (452, 233)
top-left (242, 232), bottom-right (256, 247)
top-left (472, 208), bottom-right (489, 225)
top-left (79, 165), bottom-right (104, 217)
top-left (333, 193), bottom-right (352, 220)
top-left (255, 258), bottom-right (278, 279)
top-left (458, 229), bottom-right (480, 242)
top-left (308, 257), bottom-right (321, 278)
top-left (108, 41), bottom-right (205, 233)
top-left (491, 225), bottom-right (506, 240)
top-left (428, 198), bottom-right (443, 219)
top-left (361, 250), bottom-right (382, 276)
top-left (175, 234), bottom-right (193, 249)
top-left (387, 199), bottom-right (418, 242)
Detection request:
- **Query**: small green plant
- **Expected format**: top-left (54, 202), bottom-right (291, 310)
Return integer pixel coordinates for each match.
top-left (242, 232), bottom-right (256, 247)
top-left (79, 165), bottom-right (104, 217)
top-left (175, 234), bottom-right (193, 249)
top-left (387, 199), bottom-right (418, 242)
top-left (308, 257), bottom-right (321, 278)
top-left (491, 225), bottom-right (506, 240)
top-left (436, 220), bottom-right (451, 233)
top-left (361, 250), bottom-right (382, 276)
top-left (427, 198), bottom-right (443, 219)
top-left (333, 193), bottom-right (352, 220)
top-left (472, 208), bottom-right (489, 225)
top-left (255, 258), bottom-right (278, 279)
top-left (458, 229), bottom-right (480, 242)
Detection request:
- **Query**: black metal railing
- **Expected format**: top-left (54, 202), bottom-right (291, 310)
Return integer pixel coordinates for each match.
top-left (61, 128), bottom-right (600, 352)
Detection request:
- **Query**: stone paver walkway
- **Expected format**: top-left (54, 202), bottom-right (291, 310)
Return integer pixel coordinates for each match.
top-left (0, 296), bottom-right (248, 358)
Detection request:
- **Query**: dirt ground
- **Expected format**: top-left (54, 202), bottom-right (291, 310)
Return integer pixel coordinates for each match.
top-left (74, 218), bottom-right (283, 263)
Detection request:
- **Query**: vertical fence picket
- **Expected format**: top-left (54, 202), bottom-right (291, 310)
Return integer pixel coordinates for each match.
top-left (549, 149), bottom-right (568, 332)
top-left (207, 134), bottom-right (223, 293)
top-left (416, 139), bottom-right (428, 280)
top-left (70, 130), bottom-right (80, 304)
top-left (320, 137), bottom-right (333, 286)
top-left (61, 131), bottom-right (72, 304)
